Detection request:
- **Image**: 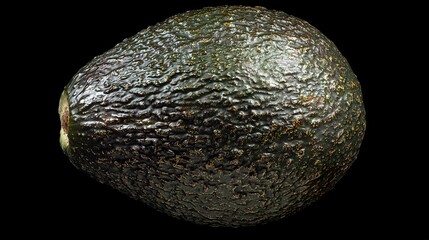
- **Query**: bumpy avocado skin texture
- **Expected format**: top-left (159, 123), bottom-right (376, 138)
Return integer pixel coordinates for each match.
top-left (61, 6), bottom-right (365, 227)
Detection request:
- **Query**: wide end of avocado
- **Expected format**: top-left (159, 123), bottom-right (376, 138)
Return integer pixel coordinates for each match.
top-left (59, 90), bottom-right (70, 154)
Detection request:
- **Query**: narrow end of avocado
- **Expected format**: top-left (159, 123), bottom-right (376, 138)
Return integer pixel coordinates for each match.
top-left (59, 90), bottom-right (70, 154)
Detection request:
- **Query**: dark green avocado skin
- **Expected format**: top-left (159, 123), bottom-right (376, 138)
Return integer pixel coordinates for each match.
top-left (61, 6), bottom-right (365, 227)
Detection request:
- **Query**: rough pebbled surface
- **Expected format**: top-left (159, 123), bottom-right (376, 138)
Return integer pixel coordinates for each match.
top-left (62, 6), bottom-right (366, 227)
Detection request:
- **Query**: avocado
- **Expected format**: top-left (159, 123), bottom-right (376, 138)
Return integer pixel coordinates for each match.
top-left (59, 6), bottom-right (365, 227)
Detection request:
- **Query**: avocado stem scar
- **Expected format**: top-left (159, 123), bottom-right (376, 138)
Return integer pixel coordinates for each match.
top-left (59, 90), bottom-right (70, 153)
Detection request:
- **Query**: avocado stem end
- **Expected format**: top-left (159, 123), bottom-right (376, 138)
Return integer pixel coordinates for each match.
top-left (59, 90), bottom-right (70, 153)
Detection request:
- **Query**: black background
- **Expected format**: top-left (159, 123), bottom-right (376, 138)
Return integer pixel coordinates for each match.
top-left (12, 0), bottom-right (423, 238)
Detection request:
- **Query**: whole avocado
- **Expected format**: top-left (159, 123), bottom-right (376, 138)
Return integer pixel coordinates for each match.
top-left (59, 6), bottom-right (365, 227)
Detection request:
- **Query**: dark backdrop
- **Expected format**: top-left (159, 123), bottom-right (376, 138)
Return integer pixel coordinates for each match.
top-left (13, 0), bottom-right (422, 238)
